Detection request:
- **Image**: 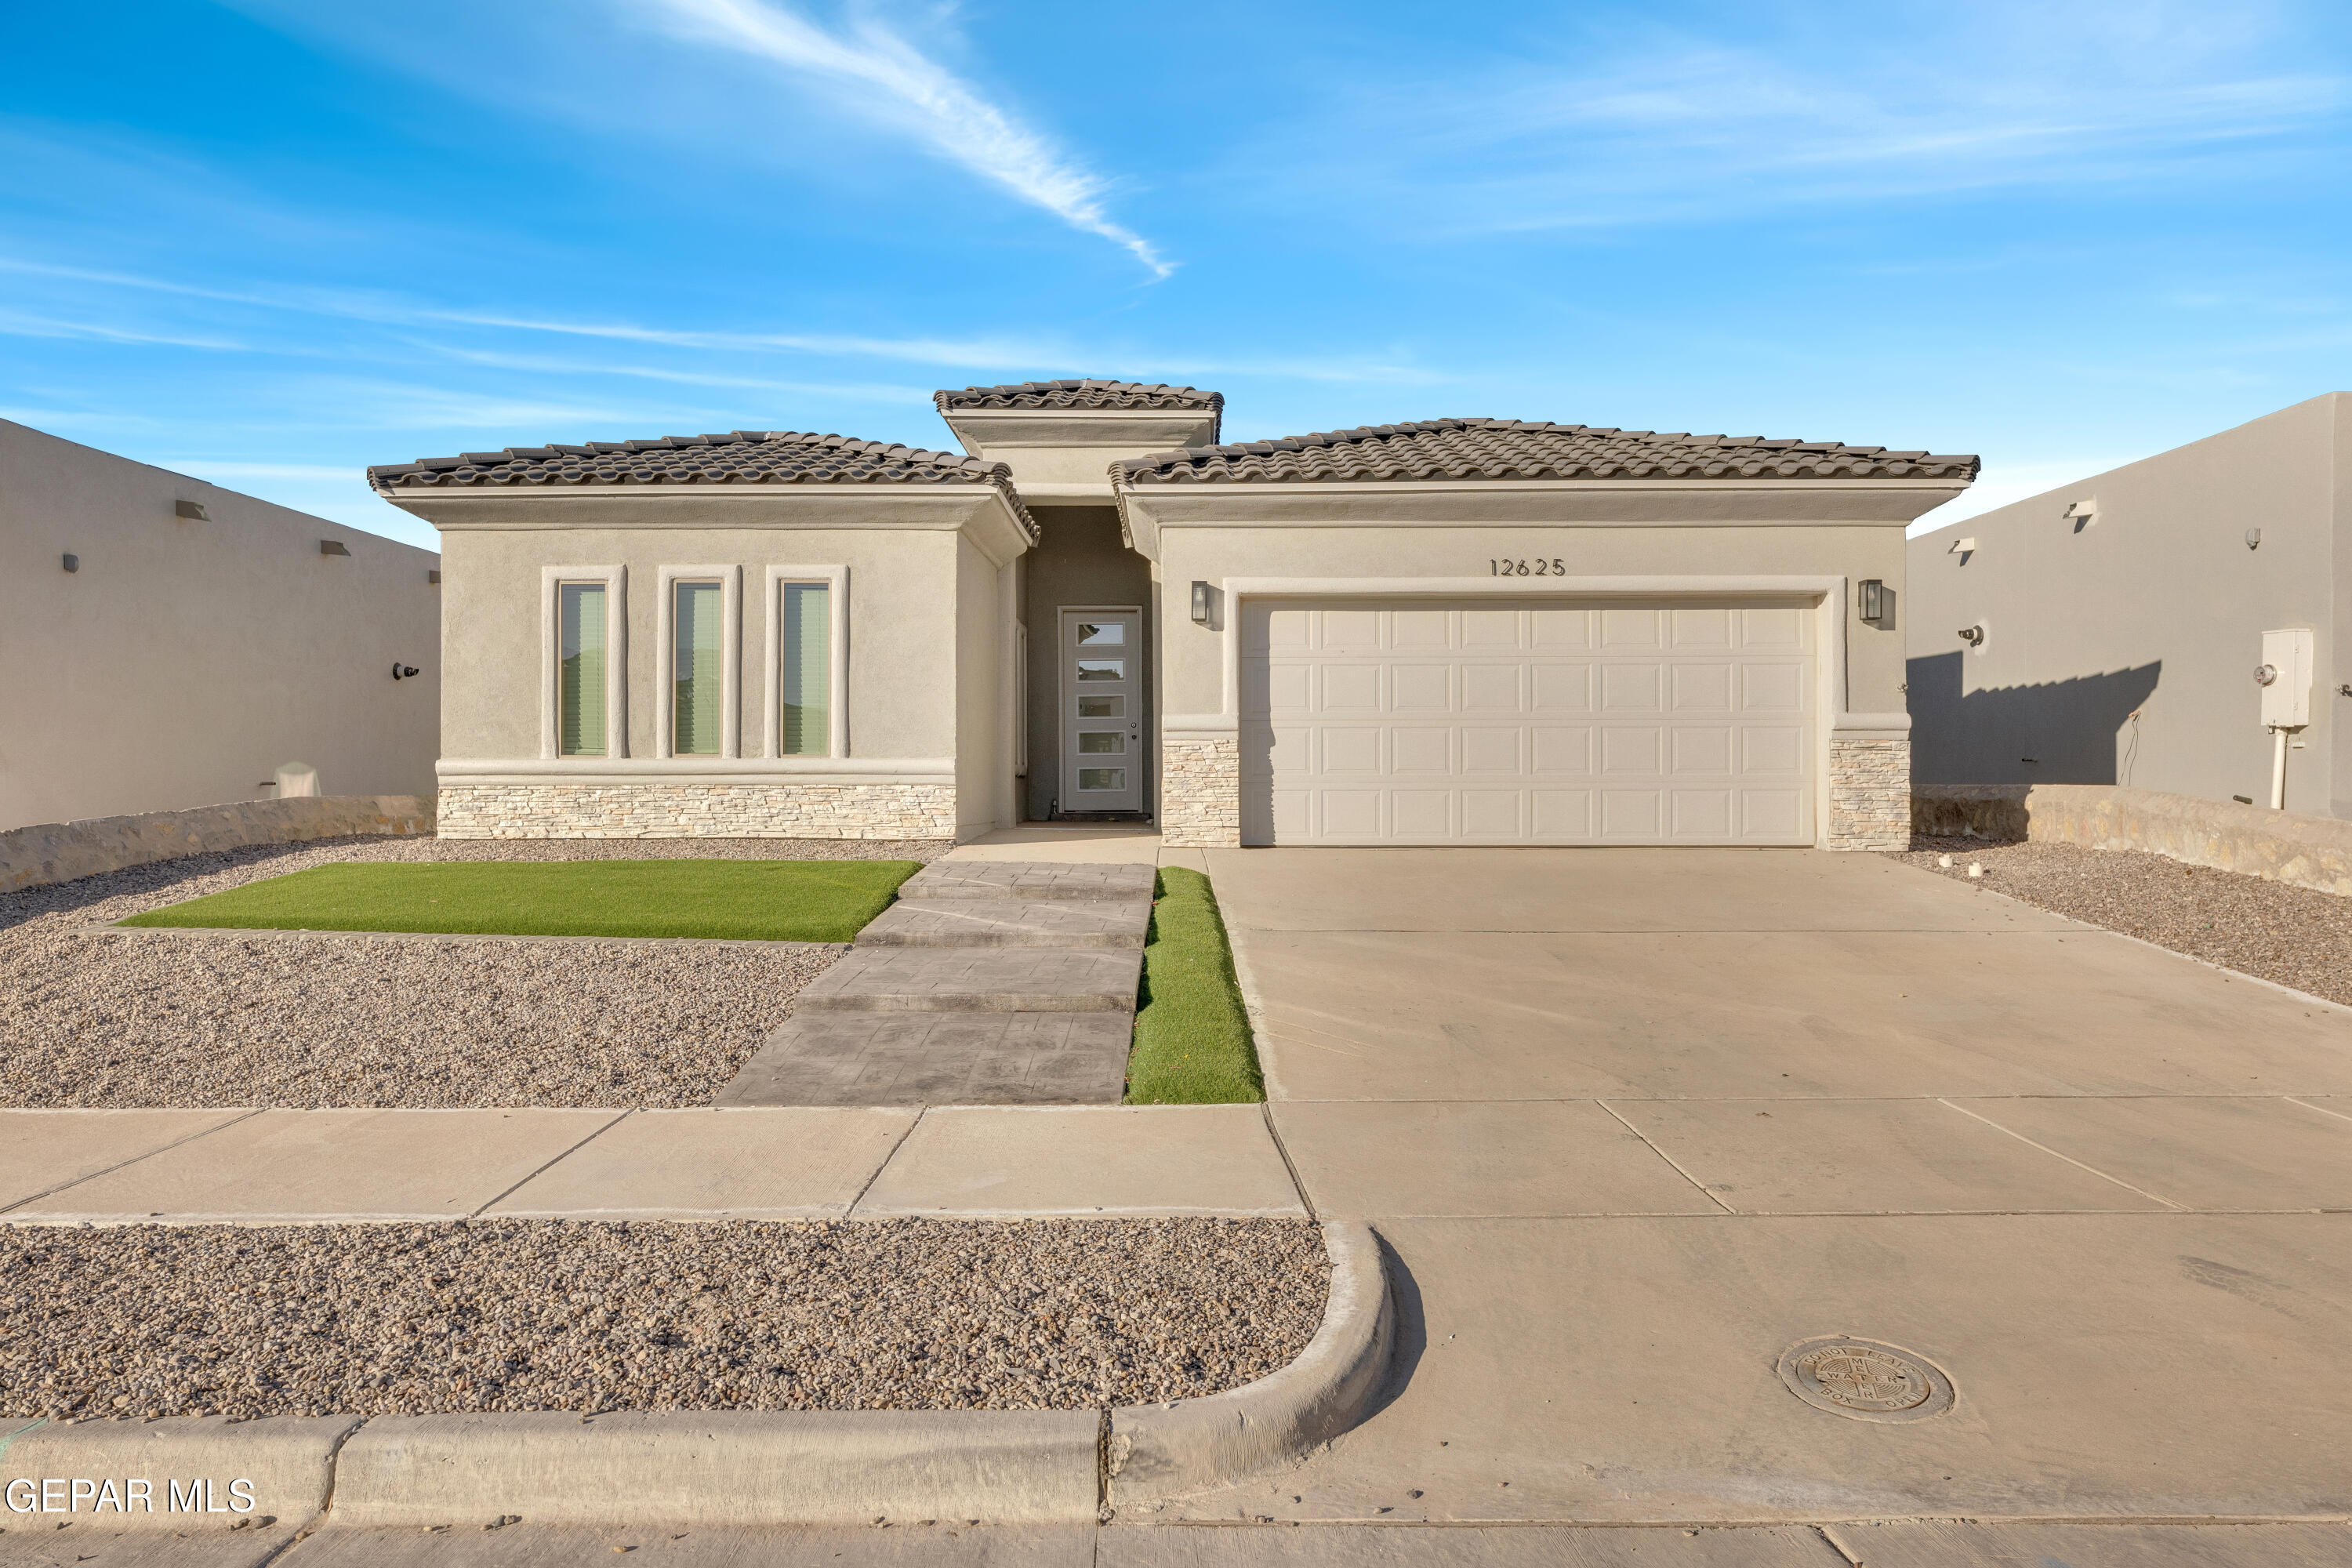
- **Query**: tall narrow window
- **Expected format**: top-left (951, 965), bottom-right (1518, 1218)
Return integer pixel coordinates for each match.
top-left (672, 580), bottom-right (724, 756)
top-left (558, 582), bottom-right (607, 756)
top-left (782, 581), bottom-right (830, 756)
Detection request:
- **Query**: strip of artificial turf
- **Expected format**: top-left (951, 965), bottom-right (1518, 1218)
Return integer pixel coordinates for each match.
top-left (117, 859), bottom-right (921, 943)
top-left (1123, 867), bottom-right (1267, 1105)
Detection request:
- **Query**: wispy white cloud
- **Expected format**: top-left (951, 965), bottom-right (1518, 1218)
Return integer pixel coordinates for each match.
top-left (626, 0), bottom-right (1173, 278)
top-left (0, 309), bottom-right (252, 351)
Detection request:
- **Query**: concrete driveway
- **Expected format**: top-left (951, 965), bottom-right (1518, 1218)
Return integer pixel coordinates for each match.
top-left (1167, 847), bottom-right (2352, 1529)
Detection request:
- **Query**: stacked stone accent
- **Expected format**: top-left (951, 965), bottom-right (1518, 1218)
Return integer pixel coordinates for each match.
top-left (1826, 736), bottom-right (1911, 851)
top-left (1, 796), bottom-right (435, 895)
top-left (435, 782), bottom-right (956, 840)
top-left (1160, 733), bottom-right (1241, 848)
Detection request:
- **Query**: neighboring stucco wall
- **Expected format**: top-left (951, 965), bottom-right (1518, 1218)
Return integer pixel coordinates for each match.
top-left (1022, 506), bottom-right (1154, 821)
top-left (1906, 393), bottom-right (2348, 815)
top-left (0, 420), bottom-right (441, 832)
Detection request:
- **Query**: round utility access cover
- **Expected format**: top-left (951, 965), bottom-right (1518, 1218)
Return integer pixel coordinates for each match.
top-left (1776, 1337), bottom-right (1954, 1424)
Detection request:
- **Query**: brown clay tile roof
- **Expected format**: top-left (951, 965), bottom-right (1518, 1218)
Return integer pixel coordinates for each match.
top-left (935, 379), bottom-right (1223, 413)
top-left (1115, 419), bottom-right (1980, 485)
top-left (370, 430), bottom-right (1037, 539)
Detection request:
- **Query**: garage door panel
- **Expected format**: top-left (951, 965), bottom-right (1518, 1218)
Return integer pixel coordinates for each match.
top-left (1671, 789), bottom-right (1733, 838)
top-left (1392, 727), bottom-right (1451, 774)
top-left (1671, 607), bottom-right (1733, 648)
top-left (1241, 597), bottom-right (1814, 846)
top-left (1461, 727), bottom-right (1521, 774)
top-left (1671, 726), bottom-right (1733, 774)
top-left (1462, 791), bottom-right (1523, 837)
top-left (1671, 663), bottom-right (1733, 712)
top-left (1392, 663), bottom-right (1452, 713)
top-left (1392, 608), bottom-right (1450, 648)
top-left (1533, 789), bottom-right (1595, 838)
top-left (1533, 608), bottom-right (1592, 648)
top-left (1532, 725), bottom-right (1594, 775)
top-left (1532, 662), bottom-right (1595, 712)
top-left (1602, 726), bottom-right (1663, 775)
top-left (1601, 663), bottom-right (1663, 711)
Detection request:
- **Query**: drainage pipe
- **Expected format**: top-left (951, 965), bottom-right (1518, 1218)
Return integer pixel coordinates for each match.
top-left (2270, 725), bottom-right (2290, 811)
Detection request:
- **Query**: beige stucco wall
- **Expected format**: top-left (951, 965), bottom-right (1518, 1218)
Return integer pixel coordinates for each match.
top-left (954, 533), bottom-right (1014, 837)
top-left (0, 420), bottom-right (441, 833)
top-left (1021, 506), bottom-right (1155, 820)
top-left (433, 519), bottom-right (960, 764)
top-left (1906, 392), bottom-right (2349, 816)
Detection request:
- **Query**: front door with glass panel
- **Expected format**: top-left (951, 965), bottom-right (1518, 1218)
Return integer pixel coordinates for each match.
top-left (1062, 608), bottom-right (1142, 812)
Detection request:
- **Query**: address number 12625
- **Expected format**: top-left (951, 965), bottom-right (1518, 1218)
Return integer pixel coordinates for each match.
top-left (1490, 557), bottom-right (1567, 576)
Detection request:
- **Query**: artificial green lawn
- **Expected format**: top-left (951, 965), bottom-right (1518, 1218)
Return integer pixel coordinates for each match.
top-left (1123, 867), bottom-right (1266, 1105)
top-left (118, 859), bottom-right (921, 942)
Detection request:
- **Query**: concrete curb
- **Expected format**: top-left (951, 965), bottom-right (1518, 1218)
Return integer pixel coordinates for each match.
top-left (1105, 1218), bottom-right (1392, 1505)
top-left (330, 1410), bottom-right (1100, 1526)
top-left (1, 1222), bottom-right (1389, 1528)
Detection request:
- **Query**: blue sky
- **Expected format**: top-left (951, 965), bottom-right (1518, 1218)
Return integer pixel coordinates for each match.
top-left (5, 0), bottom-right (2348, 551)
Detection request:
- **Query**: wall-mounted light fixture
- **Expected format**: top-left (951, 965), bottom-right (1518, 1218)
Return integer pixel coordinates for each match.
top-left (2063, 498), bottom-right (2098, 530)
top-left (2245, 528), bottom-right (2263, 550)
top-left (1857, 579), bottom-right (1886, 622)
top-left (61, 554), bottom-right (78, 574)
top-left (1949, 536), bottom-right (1976, 556)
top-left (320, 539), bottom-right (350, 557)
top-left (1958, 624), bottom-right (1986, 647)
top-left (392, 664), bottom-right (420, 681)
top-left (428, 569), bottom-right (442, 585)
top-left (1190, 580), bottom-right (1214, 625)
top-left (174, 499), bottom-right (209, 521)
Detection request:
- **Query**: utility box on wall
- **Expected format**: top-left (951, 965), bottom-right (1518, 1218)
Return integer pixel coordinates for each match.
top-left (2259, 627), bottom-right (2313, 728)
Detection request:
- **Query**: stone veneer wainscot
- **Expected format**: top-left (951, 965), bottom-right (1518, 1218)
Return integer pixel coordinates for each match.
top-left (436, 782), bottom-right (956, 840)
top-left (1158, 733), bottom-right (1241, 848)
top-left (1827, 736), bottom-right (1911, 851)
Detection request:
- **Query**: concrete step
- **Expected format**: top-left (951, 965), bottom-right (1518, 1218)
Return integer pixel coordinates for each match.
top-left (858, 898), bottom-right (1149, 950)
top-left (794, 946), bottom-right (1142, 1014)
top-left (713, 1012), bottom-right (1131, 1106)
top-left (896, 860), bottom-right (1157, 904)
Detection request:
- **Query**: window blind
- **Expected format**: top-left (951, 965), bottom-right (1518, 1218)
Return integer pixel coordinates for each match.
top-left (782, 582), bottom-right (829, 756)
top-left (558, 582), bottom-right (607, 757)
top-left (673, 580), bottom-right (723, 756)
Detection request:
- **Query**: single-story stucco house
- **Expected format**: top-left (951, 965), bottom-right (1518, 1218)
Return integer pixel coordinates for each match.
top-left (368, 381), bottom-right (1976, 849)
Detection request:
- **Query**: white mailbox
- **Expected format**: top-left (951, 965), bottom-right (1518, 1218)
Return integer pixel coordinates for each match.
top-left (2259, 627), bottom-right (2314, 728)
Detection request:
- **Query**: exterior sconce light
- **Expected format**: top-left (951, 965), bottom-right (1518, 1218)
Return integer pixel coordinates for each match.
top-left (392, 664), bottom-right (420, 681)
top-left (1958, 624), bottom-right (1986, 647)
top-left (1191, 580), bottom-right (1214, 624)
top-left (61, 554), bottom-right (78, 573)
top-left (2245, 528), bottom-right (2262, 550)
top-left (320, 539), bottom-right (350, 557)
top-left (428, 569), bottom-right (442, 584)
top-left (174, 499), bottom-right (209, 521)
top-left (2063, 498), bottom-right (2098, 530)
top-left (1949, 536), bottom-right (1976, 555)
top-left (1857, 579), bottom-right (1886, 621)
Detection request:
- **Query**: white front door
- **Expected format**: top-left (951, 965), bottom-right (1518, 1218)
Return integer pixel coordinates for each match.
top-left (1241, 597), bottom-right (1817, 845)
top-left (1061, 608), bottom-right (1142, 813)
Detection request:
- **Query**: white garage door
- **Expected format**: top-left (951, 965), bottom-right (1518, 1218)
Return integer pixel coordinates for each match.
top-left (1240, 598), bottom-right (1815, 846)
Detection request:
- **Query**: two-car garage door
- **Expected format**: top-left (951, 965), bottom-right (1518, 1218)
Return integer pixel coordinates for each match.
top-left (1240, 598), bottom-right (1816, 846)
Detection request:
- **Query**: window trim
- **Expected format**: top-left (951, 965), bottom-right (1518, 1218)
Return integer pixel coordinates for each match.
top-left (654, 565), bottom-right (742, 760)
top-left (763, 564), bottom-right (850, 760)
top-left (541, 564), bottom-right (626, 761)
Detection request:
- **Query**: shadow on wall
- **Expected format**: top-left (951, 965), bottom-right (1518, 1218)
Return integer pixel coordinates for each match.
top-left (1909, 652), bottom-right (2163, 786)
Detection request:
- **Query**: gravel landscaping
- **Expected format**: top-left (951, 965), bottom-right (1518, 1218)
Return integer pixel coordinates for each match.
top-left (0, 837), bottom-right (950, 1109)
top-left (0, 1217), bottom-right (1327, 1419)
top-left (1893, 835), bottom-right (2352, 1007)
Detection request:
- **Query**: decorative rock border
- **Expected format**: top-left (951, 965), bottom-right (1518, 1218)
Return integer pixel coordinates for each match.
top-left (0, 797), bottom-right (435, 895)
top-left (1913, 783), bottom-right (2352, 898)
top-left (0, 1221), bottom-right (1388, 1530)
